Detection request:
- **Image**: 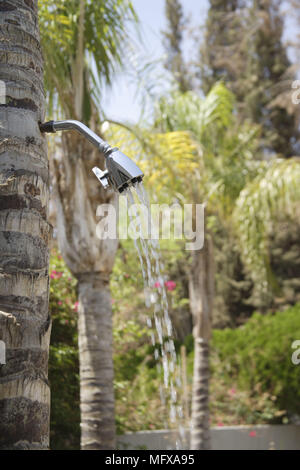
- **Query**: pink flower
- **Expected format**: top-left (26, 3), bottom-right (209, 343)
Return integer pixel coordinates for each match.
top-left (124, 273), bottom-right (130, 278)
top-left (154, 281), bottom-right (161, 288)
top-left (165, 280), bottom-right (176, 291)
top-left (58, 301), bottom-right (62, 306)
top-left (58, 255), bottom-right (62, 260)
top-left (229, 387), bottom-right (236, 396)
top-left (68, 277), bottom-right (72, 281)
top-left (249, 431), bottom-right (256, 437)
top-left (217, 422), bottom-right (224, 427)
top-left (111, 299), bottom-right (115, 304)
top-left (73, 301), bottom-right (79, 311)
top-left (50, 270), bottom-right (63, 280)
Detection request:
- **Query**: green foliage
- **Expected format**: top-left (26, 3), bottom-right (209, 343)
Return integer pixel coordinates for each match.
top-left (267, 217), bottom-right (300, 311)
top-left (152, 82), bottom-right (262, 213)
top-left (210, 374), bottom-right (287, 426)
top-left (113, 318), bottom-right (166, 433)
top-left (212, 303), bottom-right (300, 419)
top-left (39, 0), bottom-right (137, 118)
top-left (150, 82), bottom-right (300, 308)
top-left (154, 83), bottom-right (235, 139)
top-left (49, 345), bottom-right (80, 449)
top-left (200, 0), bottom-right (298, 157)
top-left (199, 0), bottom-right (246, 96)
top-left (49, 249), bottom-right (80, 450)
top-left (111, 240), bottom-right (179, 433)
top-left (234, 158), bottom-right (300, 295)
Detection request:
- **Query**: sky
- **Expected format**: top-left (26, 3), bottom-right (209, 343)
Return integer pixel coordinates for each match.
top-left (102, 0), bottom-right (209, 124)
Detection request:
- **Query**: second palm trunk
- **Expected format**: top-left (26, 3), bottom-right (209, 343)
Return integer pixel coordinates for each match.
top-left (77, 273), bottom-right (115, 450)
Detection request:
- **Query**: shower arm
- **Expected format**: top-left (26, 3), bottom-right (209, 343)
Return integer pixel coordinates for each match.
top-left (39, 119), bottom-right (114, 156)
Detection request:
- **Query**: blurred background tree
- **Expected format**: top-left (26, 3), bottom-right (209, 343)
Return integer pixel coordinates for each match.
top-left (162, 0), bottom-right (191, 92)
top-left (200, 0), bottom-right (299, 157)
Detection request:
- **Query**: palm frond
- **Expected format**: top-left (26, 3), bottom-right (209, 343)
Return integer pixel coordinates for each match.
top-left (39, 0), bottom-right (138, 118)
top-left (154, 82), bottom-right (235, 141)
top-left (233, 158), bottom-right (300, 292)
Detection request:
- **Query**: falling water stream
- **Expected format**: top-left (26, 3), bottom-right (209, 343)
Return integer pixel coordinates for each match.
top-left (124, 183), bottom-right (186, 449)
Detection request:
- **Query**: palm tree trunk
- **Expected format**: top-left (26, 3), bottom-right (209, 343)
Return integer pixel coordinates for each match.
top-left (77, 273), bottom-right (115, 450)
top-left (189, 234), bottom-right (214, 450)
top-left (0, 0), bottom-right (51, 449)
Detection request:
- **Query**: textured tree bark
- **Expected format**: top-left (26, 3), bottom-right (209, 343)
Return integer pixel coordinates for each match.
top-left (189, 233), bottom-right (214, 450)
top-left (0, 0), bottom-right (51, 449)
top-left (51, 130), bottom-right (118, 449)
top-left (77, 273), bottom-right (115, 450)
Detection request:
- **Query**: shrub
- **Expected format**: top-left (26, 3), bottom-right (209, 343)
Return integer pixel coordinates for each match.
top-left (212, 303), bottom-right (300, 419)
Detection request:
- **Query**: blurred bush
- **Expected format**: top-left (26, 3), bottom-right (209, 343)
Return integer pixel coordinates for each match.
top-left (211, 303), bottom-right (300, 423)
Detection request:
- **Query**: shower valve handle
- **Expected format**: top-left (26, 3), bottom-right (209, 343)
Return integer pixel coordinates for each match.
top-left (92, 167), bottom-right (110, 190)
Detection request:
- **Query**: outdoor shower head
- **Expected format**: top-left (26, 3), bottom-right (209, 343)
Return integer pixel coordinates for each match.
top-left (93, 148), bottom-right (144, 192)
top-left (39, 119), bottom-right (144, 193)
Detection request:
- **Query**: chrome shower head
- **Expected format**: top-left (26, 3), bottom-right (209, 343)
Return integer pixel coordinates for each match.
top-left (93, 148), bottom-right (143, 193)
top-left (40, 119), bottom-right (144, 193)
